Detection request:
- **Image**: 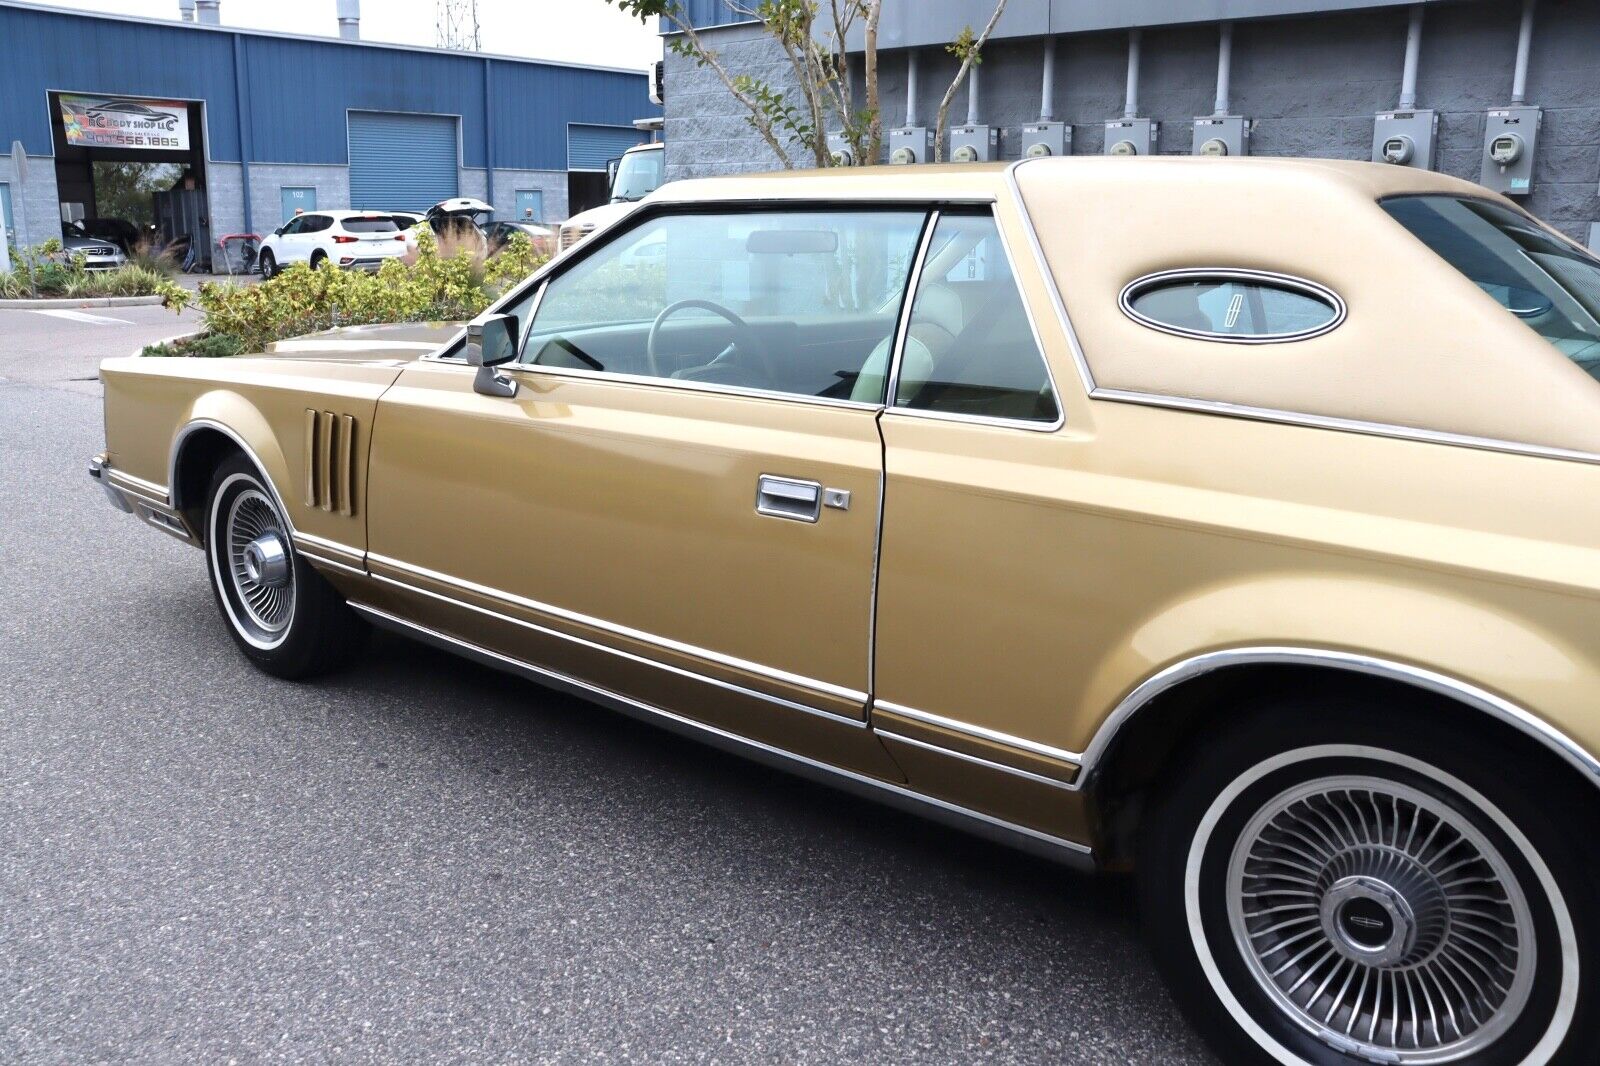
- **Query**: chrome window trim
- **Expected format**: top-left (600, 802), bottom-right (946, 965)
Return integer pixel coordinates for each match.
top-left (882, 209), bottom-right (941, 413)
top-left (349, 602), bottom-right (1095, 869)
top-left (1090, 387), bottom-right (1600, 467)
top-left (875, 729), bottom-right (1077, 793)
top-left (882, 204), bottom-right (1067, 433)
top-left (1003, 159), bottom-right (1100, 396)
top-left (367, 551), bottom-right (869, 708)
top-left (1078, 646), bottom-right (1600, 793)
top-left (501, 361), bottom-right (886, 413)
top-left (873, 699), bottom-right (1085, 767)
top-left (1117, 267), bottom-right (1346, 344)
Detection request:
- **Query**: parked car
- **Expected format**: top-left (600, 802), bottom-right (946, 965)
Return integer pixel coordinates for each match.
top-left (257, 210), bottom-right (407, 277)
top-left (92, 157), bottom-right (1600, 1066)
top-left (61, 221), bottom-right (128, 270)
top-left (557, 141), bottom-right (663, 254)
top-left (384, 211), bottom-right (424, 232)
top-left (485, 219), bottom-right (554, 256)
top-left (403, 197), bottom-right (492, 257)
top-left (71, 217), bottom-right (141, 256)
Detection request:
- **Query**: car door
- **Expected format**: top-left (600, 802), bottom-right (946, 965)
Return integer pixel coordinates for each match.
top-left (365, 205), bottom-right (928, 773)
top-left (290, 214), bottom-right (329, 262)
top-left (866, 208), bottom-right (1089, 837)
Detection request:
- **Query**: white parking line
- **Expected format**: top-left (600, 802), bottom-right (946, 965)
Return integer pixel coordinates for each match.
top-left (27, 309), bottom-right (136, 326)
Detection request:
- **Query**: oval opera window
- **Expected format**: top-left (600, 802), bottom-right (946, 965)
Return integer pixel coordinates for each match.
top-left (1120, 269), bottom-right (1345, 343)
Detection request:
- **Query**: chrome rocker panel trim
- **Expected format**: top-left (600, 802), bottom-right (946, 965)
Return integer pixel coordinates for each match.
top-left (349, 602), bottom-right (1096, 870)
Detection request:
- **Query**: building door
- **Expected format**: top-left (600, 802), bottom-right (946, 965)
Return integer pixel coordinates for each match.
top-left (280, 186), bottom-right (316, 224)
top-left (514, 189), bottom-right (543, 223)
top-left (348, 111), bottom-right (458, 212)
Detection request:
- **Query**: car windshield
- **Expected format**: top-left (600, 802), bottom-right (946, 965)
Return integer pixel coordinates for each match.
top-left (611, 149), bottom-right (663, 203)
top-left (1382, 195), bottom-right (1600, 378)
top-left (342, 217), bottom-right (398, 234)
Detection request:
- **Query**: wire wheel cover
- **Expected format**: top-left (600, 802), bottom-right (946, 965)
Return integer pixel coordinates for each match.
top-left (1226, 775), bottom-right (1536, 1061)
top-left (225, 488), bottom-right (294, 636)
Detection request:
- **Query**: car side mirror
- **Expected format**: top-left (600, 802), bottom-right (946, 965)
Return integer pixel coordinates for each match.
top-left (274, 227), bottom-right (284, 237)
top-left (467, 312), bottom-right (519, 397)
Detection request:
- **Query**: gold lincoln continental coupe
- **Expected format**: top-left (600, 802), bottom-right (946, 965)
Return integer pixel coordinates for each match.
top-left (94, 158), bottom-right (1600, 1063)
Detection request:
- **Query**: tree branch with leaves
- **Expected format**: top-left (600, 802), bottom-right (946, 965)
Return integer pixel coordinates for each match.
top-left (606, 0), bottom-right (1006, 168)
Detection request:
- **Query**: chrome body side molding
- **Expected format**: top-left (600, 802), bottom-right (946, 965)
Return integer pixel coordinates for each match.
top-left (1078, 646), bottom-right (1600, 791)
top-left (874, 730), bottom-right (1078, 793)
top-left (366, 565), bottom-right (868, 729)
top-left (873, 699), bottom-right (1085, 767)
top-left (367, 552), bottom-right (868, 708)
top-left (349, 602), bottom-right (1096, 870)
top-left (1090, 388), bottom-right (1600, 468)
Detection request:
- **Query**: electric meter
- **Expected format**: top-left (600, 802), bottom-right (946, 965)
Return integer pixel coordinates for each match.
top-left (1110, 139), bottom-right (1138, 157)
top-left (1200, 137), bottom-right (1229, 157)
top-left (1380, 135), bottom-right (1415, 165)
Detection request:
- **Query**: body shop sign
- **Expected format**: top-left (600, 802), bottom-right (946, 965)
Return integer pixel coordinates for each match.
top-left (60, 95), bottom-right (189, 151)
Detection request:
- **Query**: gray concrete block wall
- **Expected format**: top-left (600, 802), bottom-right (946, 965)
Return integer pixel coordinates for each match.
top-left (490, 169), bottom-right (568, 223)
top-left (246, 163), bottom-right (351, 233)
top-left (0, 154), bottom-right (62, 250)
top-left (664, 2), bottom-right (1600, 239)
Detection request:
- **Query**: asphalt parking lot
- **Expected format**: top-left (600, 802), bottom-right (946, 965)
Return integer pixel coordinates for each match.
top-left (0, 307), bottom-right (1214, 1064)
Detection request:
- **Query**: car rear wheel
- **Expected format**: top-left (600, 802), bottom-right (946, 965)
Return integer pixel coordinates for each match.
top-left (258, 248), bottom-right (277, 278)
top-left (204, 454), bottom-right (366, 678)
top-left (309, 250), bottom-right (327, 270)
top-left (1138, 699), bottom-right (1594, 1065)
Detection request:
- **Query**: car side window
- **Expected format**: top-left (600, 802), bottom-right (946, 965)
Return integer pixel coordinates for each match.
top-left (885, 212), bottom-right (1058, 423)
top-left (521, 209), bottom-right (926, 402)
top-left (280, 217), bottom-right (304, 236)
top-left (304, 215), bottom-right (332, 234)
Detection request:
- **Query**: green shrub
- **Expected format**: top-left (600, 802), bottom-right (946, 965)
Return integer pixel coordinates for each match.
top-left (0, 239), bottom-right (189, 310)
top-left (141, 332), bottom-right (246, 358)
top-left (195, 225), bottom-right (548, 354)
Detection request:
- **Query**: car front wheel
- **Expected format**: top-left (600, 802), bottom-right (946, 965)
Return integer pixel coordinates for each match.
top-left (1139, 699), bottom-right (1595, 1065)
top-left (204, 454), bottom-right (366, 678)
top-left (258, 248), bottom-right (277, 278)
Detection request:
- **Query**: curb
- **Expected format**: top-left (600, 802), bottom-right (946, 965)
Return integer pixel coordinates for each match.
top-left (0, 295), bottom-right (167, 309)
top-left (135, 329), bottom-right (205, 358)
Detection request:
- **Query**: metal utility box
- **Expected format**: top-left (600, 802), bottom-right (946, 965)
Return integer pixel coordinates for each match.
top-left (1193, 115), bottom-right (1250, 157)
top-left (826, 132), bottom-right (857, 167)
top-left (1020, 122), bottom-right (1070, 159)
top-left (888, 127), bottom-right (933, 165)
top-left (1480, 106), bottom-right (1541, 196)
top-left (1371, 110), bottom-right (1439, 170)
top-left (1105, 118), bottom-right (1157, 157)
top-left (949, 125), bottom-right (998, 163)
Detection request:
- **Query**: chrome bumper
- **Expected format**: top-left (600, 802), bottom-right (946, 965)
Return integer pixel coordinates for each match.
top-left (89, 453), bottom-right (134, 513)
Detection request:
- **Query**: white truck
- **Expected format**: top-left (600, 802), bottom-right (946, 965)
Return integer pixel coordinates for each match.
top-left (556, 140), bottom-right (664, 255)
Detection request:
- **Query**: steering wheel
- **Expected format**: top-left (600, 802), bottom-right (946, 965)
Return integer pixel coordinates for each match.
top-left (646, 299), bottom-right (772, 382)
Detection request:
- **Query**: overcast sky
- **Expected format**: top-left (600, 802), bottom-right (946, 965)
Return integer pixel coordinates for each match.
top-left (38, 0), bottom-right (663, 70)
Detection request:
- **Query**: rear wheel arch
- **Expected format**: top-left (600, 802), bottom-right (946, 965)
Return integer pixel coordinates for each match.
top-left (1086, 653), bottom-right (1600, 868)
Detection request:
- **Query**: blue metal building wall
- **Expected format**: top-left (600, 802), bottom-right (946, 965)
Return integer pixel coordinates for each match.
top-left (0, 3), bottom-right (656, 170)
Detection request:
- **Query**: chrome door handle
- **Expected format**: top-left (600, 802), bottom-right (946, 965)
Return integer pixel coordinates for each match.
top-left (756, 475), bottom-right (822, 523)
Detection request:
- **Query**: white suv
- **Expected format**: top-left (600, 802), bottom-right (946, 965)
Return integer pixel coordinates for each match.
top-left (258, 211), bottom-right (408, 277)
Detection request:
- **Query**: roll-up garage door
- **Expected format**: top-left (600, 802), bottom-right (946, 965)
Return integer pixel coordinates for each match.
top-left (567, 124), bottom-right (647, 171)
top-left (348, 111), bottom-right (459, 211)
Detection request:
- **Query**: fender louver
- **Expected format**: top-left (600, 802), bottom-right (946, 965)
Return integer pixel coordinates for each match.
top-left (303, 409), bottom-right (357, 516)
